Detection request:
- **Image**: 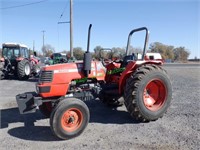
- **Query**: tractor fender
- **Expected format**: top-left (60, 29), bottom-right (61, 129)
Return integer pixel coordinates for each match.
top-left (118, 61), bottom-right (162, 94)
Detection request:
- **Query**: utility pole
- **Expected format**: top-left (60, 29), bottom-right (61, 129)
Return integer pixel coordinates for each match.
top-left (33, 40), bottom-right (35, 51)
top-left (58, 0), bottom-right (73, 58)
top-left (70, 0), bottom-right (73, 58)
top-left (42, 30), bottom-right (45, 56)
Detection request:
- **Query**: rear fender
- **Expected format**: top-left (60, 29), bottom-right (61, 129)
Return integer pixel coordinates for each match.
top-left (119, 61), bottom-right (137, 94)
top-left (119, 61), bottom-right (162, 94)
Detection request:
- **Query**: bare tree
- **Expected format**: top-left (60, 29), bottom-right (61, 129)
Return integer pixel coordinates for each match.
top-left (73, 47), bottom-right (84, 60)
top-left (112, 47), bottom-right (125, 59)
top-left (93, 46), bottom-right (103, 59)
top-left (42, 44), bottom-right (55, 57)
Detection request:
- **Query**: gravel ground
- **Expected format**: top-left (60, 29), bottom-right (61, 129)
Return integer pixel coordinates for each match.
top-left (0, 63), bottom-right (199, 150)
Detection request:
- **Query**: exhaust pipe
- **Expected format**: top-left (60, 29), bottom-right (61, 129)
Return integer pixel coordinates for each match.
top-left (83, 24), bottom-right (92, 77)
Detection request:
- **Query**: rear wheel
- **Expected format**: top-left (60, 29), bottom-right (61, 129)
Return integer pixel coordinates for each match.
top-left (50, 98), bottom-right (89, 140)
top-left (17, 59), bottom-right (31, 80)
top-left (124, 64), bottom-right (172, 122)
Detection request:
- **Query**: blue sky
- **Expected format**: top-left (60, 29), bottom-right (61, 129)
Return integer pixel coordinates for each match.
top-left (0, 0), bottom-right (199, 59)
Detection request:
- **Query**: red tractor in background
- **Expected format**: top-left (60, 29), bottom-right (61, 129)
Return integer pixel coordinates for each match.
top-left (16, 24), bottom-right (172, 140)
top-left (0, 43), bottom-right (40, 80)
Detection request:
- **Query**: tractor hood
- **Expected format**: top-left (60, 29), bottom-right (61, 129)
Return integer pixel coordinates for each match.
top-left (39, 61), bottom-right (106, 85)
top-left (37, 61), bottom-right (106, 97)
top-left (42, 61), bottom-right (85, 73)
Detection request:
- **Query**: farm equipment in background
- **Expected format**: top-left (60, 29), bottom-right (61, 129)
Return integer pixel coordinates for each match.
top-left (45, 53), bottom-right (68, 65)
top-left (0, 43), bottom-right (40, 80)
top-left (16, 24), bottom-right (172, 140)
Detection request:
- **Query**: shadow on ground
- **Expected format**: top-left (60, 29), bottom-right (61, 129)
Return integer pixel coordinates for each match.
top-left (1, 76), bottom-right (39, 82)
top-left (1, 100), bottom-right (139, 141)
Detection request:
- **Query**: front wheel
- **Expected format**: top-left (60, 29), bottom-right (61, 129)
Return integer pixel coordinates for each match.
top-left (124, 64), bottom-right (172, 122)
top-left (50, 98), bottom-right (90, 140)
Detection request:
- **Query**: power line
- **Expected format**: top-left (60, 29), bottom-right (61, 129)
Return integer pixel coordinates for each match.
top-left (57, 0), bottom-right (70, 52)
top-left (59, 0), bottom-right (69, 20)
top-left (0, 0), bottom-right (49, 10)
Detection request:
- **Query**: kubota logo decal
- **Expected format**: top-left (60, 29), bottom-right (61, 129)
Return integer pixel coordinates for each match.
top-left (74, 77), bottom-right (96, 84)
top-left (54, 69), bottom-right (80, 73)
top-left (54, 68), bottom-right (96, 73)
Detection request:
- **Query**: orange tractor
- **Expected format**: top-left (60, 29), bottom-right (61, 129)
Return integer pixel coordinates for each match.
top-left (16, 24), bottom-right (172, 140)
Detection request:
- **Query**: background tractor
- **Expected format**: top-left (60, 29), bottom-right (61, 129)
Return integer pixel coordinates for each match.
top-left (49, 53), bottom-right (68, 65)
top-left (16, 24), bottom-right (172, 140)
top-left (0, 43), bottom-right (40, 80)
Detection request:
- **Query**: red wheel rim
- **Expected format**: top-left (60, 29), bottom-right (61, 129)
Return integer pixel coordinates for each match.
top-left (143, 79), bottom-right (167, 111)
top-left (61, 108), bottom-right (83, 132)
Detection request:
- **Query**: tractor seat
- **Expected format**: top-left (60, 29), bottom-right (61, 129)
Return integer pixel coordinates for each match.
top-left (121, 54), bottom-right (136, 67)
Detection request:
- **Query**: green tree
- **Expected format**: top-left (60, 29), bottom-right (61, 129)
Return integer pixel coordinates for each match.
top-left (173, 47), bottom-right (190, 62)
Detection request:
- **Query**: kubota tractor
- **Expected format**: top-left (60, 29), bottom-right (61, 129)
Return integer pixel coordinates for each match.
top-left (0, 43), bottom-right (40, 80)
top-left (16, 24), bottom-right (172, 140)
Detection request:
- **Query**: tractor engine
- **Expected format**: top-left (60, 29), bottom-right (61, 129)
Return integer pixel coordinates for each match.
top-left (67, 78), bottom-right (102, 101)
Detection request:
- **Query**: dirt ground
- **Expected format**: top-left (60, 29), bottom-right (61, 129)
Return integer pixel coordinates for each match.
top-left (0, 63), bottom-right (199, 150)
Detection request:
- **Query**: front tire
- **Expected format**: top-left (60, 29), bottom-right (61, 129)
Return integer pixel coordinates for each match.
top-left (50, 98), bottom-right (90, 140)
top-left (124, 64), bottom-right (172, 122)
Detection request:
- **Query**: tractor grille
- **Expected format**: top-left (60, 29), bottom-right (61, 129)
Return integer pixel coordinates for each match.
top-left (39, 70), bottom-right (53, 83)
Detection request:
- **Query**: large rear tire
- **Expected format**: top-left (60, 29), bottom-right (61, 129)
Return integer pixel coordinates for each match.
top-left (17, 59), bottom-right (31, 80)
top-left (124, 64), bottom-right (172, 122)
top-left (50, 98), bottom-right (89, 140)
